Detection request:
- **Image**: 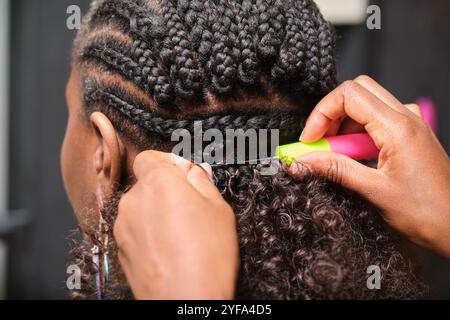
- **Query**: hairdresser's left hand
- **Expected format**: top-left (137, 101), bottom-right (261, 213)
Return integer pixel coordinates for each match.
top-left (114, 151), bottom-right (239, 300)
top-left (293, 75), bottom-right (450, 259)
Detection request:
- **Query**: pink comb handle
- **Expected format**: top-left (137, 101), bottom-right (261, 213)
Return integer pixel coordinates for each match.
top-left (327, 133), bottom-right (379, 160)
top-left (417, 97), bottom-right (437, 133)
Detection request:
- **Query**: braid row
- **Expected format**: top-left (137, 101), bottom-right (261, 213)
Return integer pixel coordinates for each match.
top-left (85, 88), bottom-right (300, 136)
top-left (77, 0), bottom-right (337, 110)
top-left (271, 0), bottom-right (307, 81)
top-left (82, 44), bottom-right (142, 83)
top-left (235, 0), bottom-right (259, 85)
top-left (159, 0), bottom-right (203, 102)
top-left (131, 40), bottom-right (175, 106)
top-left (89, 0), bottom-right (165, 41)
top-left (176, 0), bottom-right (214, 65)
top-left (254, 0), bottom-right (286, 64)
top-left (296, 0), bottom-right (321, 94)
top-left (87, 0), bottom-right (177, 108)
top-left (82, 39), bottom-right (175, 107)
top-left (207, 0), bottom-right (241, 94)
top-left (311, 7), bottom-right (337, 93)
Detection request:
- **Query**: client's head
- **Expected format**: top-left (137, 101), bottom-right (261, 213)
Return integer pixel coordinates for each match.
top-left (62, 0), bottom-right (426, 299)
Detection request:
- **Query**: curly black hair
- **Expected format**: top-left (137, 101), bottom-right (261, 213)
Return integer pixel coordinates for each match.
top-left (68, 0), bottom-right (427, 299)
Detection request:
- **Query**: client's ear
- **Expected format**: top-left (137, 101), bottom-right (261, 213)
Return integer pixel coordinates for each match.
top-left (90, 112), bottom-right (125, 207)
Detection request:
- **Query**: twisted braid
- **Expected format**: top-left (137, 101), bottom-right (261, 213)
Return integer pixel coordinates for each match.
top-left (296, 0), bottom-right (321, 94)
top-left (207, 0), bottom-right (241, 94)
top-left (89, 0), bottom-right (165, 41)
top-left (272, 0), bottom-right (307, 81)
top-left (131, 40), bottom-right (175, 106)
top-left (176, 0), bottom-right (214, 65)
top-left (85, 87), bottom-right (303, 137)
top-left (82, 43), bottom-right (141, 82)
top-left (312, 8), bottom-right (337, 93)
top-left (85, 0), bottom-right (177, 108)
top-left (77, 0), bottom-right (337, 109)
top-left (235, 0), bottom-right (259, 85)
top-left (159, 0), bottom-right (203, 103)
top-left (254, 0), bottom-right (286, 64)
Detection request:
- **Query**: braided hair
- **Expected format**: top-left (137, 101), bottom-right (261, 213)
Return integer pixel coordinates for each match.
top-left (71, 0), bottom-right (427, 299)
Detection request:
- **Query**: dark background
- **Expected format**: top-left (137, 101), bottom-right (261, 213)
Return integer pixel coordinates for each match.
top-left (5, 0), bottom-right (450, 299)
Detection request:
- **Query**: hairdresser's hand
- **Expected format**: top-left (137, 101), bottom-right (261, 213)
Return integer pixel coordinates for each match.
top-left (293, 75), bottom-right (450, 259)
top-left (114, 151), bottom-right (239, 299)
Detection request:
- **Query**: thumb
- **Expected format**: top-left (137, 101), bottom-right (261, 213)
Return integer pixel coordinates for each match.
top-left (291, 151), bottom-right (381, 195)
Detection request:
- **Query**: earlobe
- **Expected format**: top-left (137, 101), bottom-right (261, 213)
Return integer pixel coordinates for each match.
top-left (90, 112), bottom-right (125, 206)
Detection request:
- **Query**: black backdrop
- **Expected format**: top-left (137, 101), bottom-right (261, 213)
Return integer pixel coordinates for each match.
top-left (6, 0), bottom-right (450, 299)
top-left (8, 0), bottom-right (90, 299)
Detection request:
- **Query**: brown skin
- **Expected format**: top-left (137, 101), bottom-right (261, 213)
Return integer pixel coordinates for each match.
top-left (295, 75), bottom-right (450, 259)
top-left (62, 70), bottom-right (450, 299)
top-left (114, 152), bottom-right (239, 299)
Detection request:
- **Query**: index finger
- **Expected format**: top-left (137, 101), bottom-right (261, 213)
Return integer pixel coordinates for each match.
top-left (300, 80), bottom-right (403, 144)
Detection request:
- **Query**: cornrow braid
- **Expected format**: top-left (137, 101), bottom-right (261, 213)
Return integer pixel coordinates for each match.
top-left (206, 0), bottom-right (241, 94)
top-left (159, 0), bottom-right (203, 104)
top-left (254, 0), bottom-right (286, 64)
top-left (313, 8), bottom-right (337, 92)
top-left (234, 0), bottom-right (259, 85)
top-left (81, 40), bottom-right (141, 82)
top-left (294, 0), bottom-right (331, 95)
top-left (84, 0), bottom-right (178, 108)
top-left (131, 39), bottom-right (175, 106)
top-left (176, 0), bottom-right (214, 65)
top-left (76, 0), bottom-right (337, 111)
top-left (88, 0), bottom-right (165, 41)
top-left (271, 0), bottom-right (307, 82)
top-left (84, 86), bottom-right (304, 137)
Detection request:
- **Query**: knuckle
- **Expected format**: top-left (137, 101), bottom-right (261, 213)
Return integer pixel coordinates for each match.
top-left (325, 156), bottom-right (343, 185)
top-left (341, 80), bottom-right (360, 100)
top-left (407, 103), bottom-right (420, 111)
top-left (395, 116), bottom-right (419, 139)
top-left (354, 74), bottom-right (373, 84)
top-left (341, 79), bottom-right (356, 93)
top-left (405, 103), bottom-right (422, 117)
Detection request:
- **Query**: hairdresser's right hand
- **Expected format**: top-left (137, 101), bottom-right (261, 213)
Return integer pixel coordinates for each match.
top-left (114, 151), bottom-right (239, 300)
top-left (293, 75), bottom-right (450, 259)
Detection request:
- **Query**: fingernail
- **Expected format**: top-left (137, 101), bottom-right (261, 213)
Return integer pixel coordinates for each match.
top-left (287, 160), bottom-right (304, 176)
top-left (200, 163), bottom-right (213, 176)
top-left (198, 163), bottom-right (214, 184)
top-left (171, 153), bottom-right (191, 166)
top-left (299, 130), bottom-right (306, 142)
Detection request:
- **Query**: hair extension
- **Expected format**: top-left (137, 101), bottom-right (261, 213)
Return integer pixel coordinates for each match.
top-left (69, 0), bottom-right (427, 299)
